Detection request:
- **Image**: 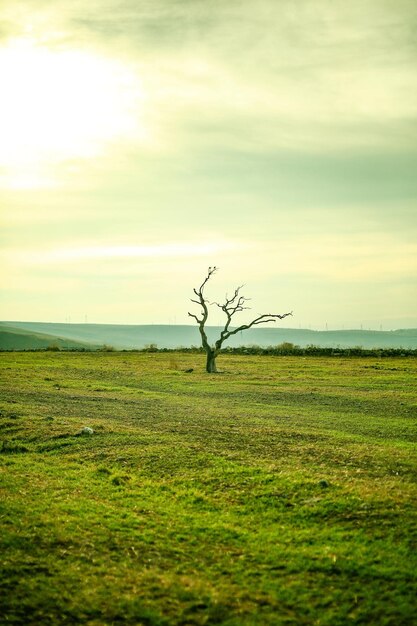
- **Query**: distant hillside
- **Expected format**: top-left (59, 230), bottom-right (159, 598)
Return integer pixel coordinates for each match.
top-left (1, 321), bottom-right (417, 350)
top-left (0, 324), bottom-right (101, 351)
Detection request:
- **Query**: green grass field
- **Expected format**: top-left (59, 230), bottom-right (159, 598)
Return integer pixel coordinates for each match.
top-left (1, 352), bottom-right (416, 625)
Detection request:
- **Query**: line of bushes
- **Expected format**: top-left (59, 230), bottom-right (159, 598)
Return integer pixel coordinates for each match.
top-left (2, 342), bottom-right (416, 357)
top-left (221, 343), bottom-right (417, 357)
top-left (139, 342), bottom-right (417, 357)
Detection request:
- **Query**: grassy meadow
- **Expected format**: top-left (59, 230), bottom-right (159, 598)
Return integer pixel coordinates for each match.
top-left (1, 351), bottom-right (416, 625)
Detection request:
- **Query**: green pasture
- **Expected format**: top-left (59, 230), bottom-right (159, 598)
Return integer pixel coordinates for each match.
top-left (1, 352), bottom-right (416, 625)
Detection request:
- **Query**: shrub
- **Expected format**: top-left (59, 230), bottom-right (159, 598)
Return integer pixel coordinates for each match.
top-left (143, 343), bottom-right (158, 352)
top-left (46, 343), bottom-right (61, 351)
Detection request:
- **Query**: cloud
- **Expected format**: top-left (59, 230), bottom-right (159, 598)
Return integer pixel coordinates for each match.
top-left (2, 240), bottom-right (242, 267)
top-left (1, 0), bottom-right (416, 326)
top-left (2, 0), bottom-right (416, 157)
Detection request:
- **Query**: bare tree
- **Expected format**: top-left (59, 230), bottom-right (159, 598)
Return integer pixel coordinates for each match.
top-left (188, 267), bottom-right (292, 372)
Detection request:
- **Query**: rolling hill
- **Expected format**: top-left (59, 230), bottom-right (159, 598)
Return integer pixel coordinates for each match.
top-left (0, 324), bottom-right (101, 351)
top-left (1, 321), bottom-right (416, 351)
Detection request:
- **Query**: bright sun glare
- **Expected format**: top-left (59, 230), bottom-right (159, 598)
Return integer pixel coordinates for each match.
top-left (0, 39), bottom-right (145, 189)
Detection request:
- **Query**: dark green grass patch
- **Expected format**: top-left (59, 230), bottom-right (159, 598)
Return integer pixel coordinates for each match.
top-left (0, 352), bottom-right (416, 625)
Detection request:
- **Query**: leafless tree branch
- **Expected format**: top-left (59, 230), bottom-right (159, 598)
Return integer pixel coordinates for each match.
top-left (189, 267), bottom-right (292, 372)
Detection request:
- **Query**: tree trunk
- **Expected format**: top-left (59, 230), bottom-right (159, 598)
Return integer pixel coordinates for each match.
top-left (206, 349), bottom-right (218, 373)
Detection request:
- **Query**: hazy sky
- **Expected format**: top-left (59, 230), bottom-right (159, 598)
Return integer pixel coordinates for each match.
top-left (1, 0), bottom-right (416, 329)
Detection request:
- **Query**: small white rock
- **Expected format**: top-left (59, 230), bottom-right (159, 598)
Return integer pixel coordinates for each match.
top-left (80, 426), bottom-right (94, 435)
